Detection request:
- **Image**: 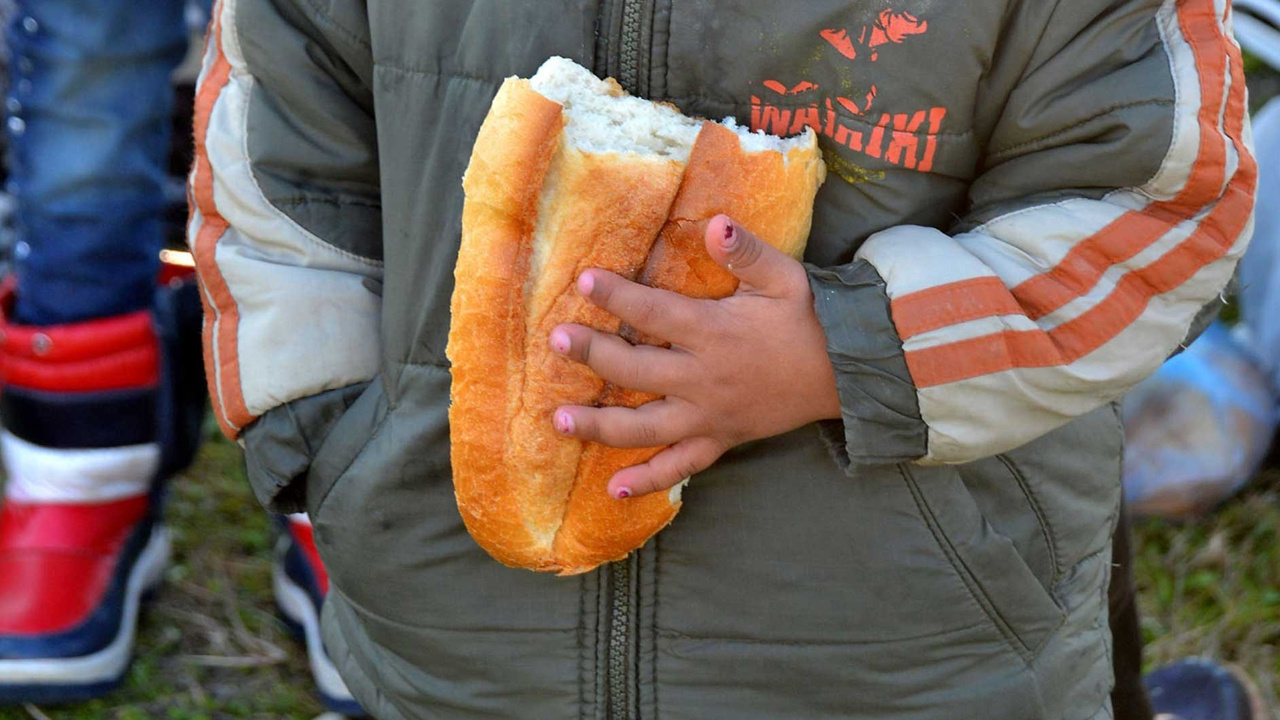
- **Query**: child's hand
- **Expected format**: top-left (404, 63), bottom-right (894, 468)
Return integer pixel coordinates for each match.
top-left (550, 214), bottom-right (841, 499)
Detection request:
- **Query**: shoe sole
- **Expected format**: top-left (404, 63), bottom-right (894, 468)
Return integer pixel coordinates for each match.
top-left (0, 525), bottom-right (171, 703)
top-left (272, 562), bottom-right (366, 717)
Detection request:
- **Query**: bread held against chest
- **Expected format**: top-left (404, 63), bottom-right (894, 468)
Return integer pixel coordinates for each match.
top-left (447, 57), bottom-right (826, 575)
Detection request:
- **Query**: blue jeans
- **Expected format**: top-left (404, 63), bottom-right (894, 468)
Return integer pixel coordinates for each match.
top-left (6, 0), bottom-right (197, 326)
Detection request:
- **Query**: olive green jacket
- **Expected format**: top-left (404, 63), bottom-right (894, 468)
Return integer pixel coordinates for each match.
top-left (188, 0), bottom-right (1253, 716)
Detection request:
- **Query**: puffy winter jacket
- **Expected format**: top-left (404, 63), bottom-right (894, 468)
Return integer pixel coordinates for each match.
top-left (188, 0), bottom-right (1254, 717)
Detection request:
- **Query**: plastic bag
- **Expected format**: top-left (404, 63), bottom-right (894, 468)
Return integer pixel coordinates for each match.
top-left (1122, 323), bottom-right (1279, 519)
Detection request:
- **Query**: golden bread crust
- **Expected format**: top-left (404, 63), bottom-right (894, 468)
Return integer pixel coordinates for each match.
top-left (451, 75), bottom-right (825, 574)
top-left (448, 79), bottom-right (564, 568)
top-left (505, 147), bottom-right (685, 563)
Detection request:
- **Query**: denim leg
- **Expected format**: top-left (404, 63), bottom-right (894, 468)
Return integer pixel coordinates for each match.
top-left (7, 0), bottom-right (187, 325)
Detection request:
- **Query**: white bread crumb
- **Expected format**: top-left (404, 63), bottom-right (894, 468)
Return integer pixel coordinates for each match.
top-left (529, 57), bottom-right (814, 161)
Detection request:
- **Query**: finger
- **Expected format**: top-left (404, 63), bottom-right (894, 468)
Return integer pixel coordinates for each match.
top-left (553, 398), bottom-right (700, 449)
top-left (549, 324), bottom-right (690, 394)
top-left (704, 214), bottom-right (806, 296)
top-left (607, 436), bottom-right (724, 499)
top-left (577, 270), bottom-right (704, 344)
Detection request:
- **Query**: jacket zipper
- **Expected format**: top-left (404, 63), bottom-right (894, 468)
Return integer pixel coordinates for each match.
top-left (607, 6), bottom-right (644, 719)
top-left (618, 0), bottom-right (644, 94)
top-left (607, 558), bottom-right (632, 719)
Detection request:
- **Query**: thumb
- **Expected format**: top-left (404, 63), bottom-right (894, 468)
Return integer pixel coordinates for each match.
top-left (704, 214), bottom-right (798, 295)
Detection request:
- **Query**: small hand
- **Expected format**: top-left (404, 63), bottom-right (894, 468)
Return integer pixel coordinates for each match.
top-left (550, 214), bottom-right (841, 499)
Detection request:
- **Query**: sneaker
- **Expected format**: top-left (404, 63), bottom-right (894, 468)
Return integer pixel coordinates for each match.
top-left (0, 490), bottom-right (169, 703)
top-left (1146, 657), bottom-right (1267, 720)
top-left (0, 277), bottom-right (171, 703)
top-left (273, 514), bottom-right (367, 717)
top-left (0, 263), bottom-right (203, 704)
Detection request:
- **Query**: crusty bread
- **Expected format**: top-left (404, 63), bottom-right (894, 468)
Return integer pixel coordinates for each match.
top-left (448, 57), bottom-right (826, 575)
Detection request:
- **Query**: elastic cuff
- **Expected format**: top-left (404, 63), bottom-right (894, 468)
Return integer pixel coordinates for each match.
top-left (241, 383), bottom-right (369, 514)
top-left (807, 260), bottom-right (927, 468)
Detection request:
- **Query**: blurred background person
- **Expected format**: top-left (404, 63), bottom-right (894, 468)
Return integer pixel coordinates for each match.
top-left (0, 2), bottom-right (362, 714)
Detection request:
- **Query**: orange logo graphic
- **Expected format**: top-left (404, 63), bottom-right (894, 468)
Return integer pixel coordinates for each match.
top-left (751, 8), bottom-right (946, 174)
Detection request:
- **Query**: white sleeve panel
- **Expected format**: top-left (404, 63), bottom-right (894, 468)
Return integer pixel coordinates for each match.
top-left (189, 0), bottom-right (381, 437)
top-left (855, 0), bottom-right (1255, 463)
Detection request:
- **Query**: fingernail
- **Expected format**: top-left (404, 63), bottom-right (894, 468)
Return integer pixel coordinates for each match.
top-left (577, 272), bottom-right (595, 296)
top-left (721, 219), bottom-right (737, 251)
top-left (549, 328), bottom-right (570, 355)
top-left (554, 410), bottom-right (574, 435)
top-left (615, 487), bottom-right (632, 499)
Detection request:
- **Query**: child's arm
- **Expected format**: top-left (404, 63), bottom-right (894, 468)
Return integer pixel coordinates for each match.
top-left (819, 0), bottom-right (1253, 466)
top-left (189, 1), bottom-right (381, 512)
top-left (554, 0), bottom-right (1255, 496)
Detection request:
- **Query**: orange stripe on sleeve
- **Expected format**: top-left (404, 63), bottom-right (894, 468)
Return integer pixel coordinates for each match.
top-left (887, 0), bottom-right (1231, 340)
top-left (905, 4), bottom-right (1254, 390)
top-left (1007, 0), bottom-right (1230, 321)
top-left (191, 5), bottom-right (255, 438)
top-left (891, 276), bottom-right (1022, 340)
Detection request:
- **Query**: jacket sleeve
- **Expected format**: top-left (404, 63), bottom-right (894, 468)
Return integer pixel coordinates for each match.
top-left (810, 0), bottom-right (1255, 466)
top-left (188, 0), bottom-right (381, 510)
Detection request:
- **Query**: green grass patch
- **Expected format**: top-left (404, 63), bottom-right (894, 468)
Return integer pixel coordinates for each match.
top-left (1133, 471), bottom-right (1280, 712)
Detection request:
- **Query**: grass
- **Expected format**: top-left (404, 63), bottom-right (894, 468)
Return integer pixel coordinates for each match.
top-left (1134, 470), bottom-right (1280, 714)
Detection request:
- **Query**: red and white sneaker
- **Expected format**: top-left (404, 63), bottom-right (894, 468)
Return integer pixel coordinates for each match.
top-left (0, 483), bottom-right (169, 702)
top-left (0, 282), bottom-right (174, 703)
top-left (274, 514), bottom-right (367, 717)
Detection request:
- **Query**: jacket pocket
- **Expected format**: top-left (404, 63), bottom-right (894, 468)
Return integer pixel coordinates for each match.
top-left (899, 463), bottom-right (1067, 663)
top-left (305, 376), bottom-right (389, 523)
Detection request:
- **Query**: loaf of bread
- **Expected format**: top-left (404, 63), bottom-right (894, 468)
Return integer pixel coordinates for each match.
top-left (448, 57), bottom-right (826, 575)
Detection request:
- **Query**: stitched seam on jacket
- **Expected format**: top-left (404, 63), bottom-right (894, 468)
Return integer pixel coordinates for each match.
top-left (322, 606), bottom-right (403, 720)
top-left (332, 586), bottom-right (552, 720)
top-left (267, 196), bottom-right (384, 264)
top-left (1097, 564), bottom-right (1114, 713)
top-left (578, 574), bottom-right (587, 720)
top-left (374, 62), bottom-right (502, 89)
top-left (1002, 0), bottom-right (1064, 104)
top-left (986, 99), bottom-right (1175, 160)
top-left (311, 396), bottom-right (390, 518)
top-left (969, 194), bottom-right (1084, 234)
top-left (1042, 408), bottom-right (1121, 594)
top-left (1152, 3), bottom-right (1184, 201)
top-left (996, 454), bottom-right (1062, 587)
top-left (397, 359), bottom-right (450, 370)
top-left (969, 6), bottom-right (1183, 228)
top-left (329, 585), bottom-right (584, 635)
top-left (298, 0), bottom-right (371, 51)
top-left (272, 196), bottom-right (382, 210)
top-left (239, 75), bottom-right (386, 270)
top-left (654, 621), bottom-right (991, 646)
top-left (897, 464), bottom-right (1035, 663)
